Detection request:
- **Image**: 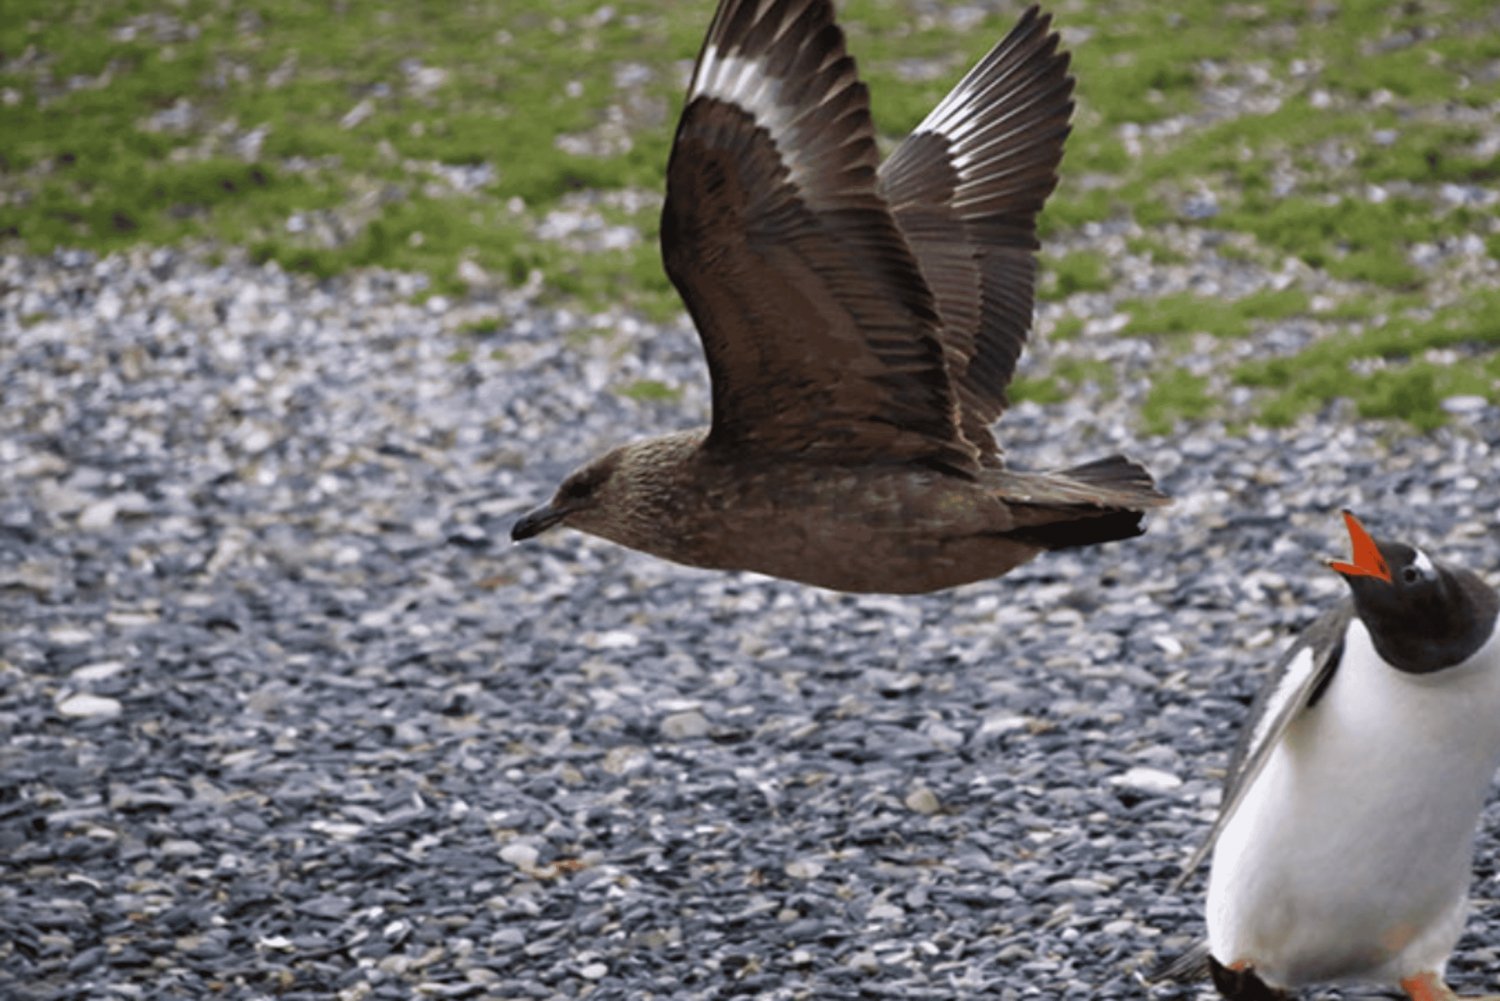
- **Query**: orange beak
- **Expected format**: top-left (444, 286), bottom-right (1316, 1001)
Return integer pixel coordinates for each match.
top-left (1327, 509), bottom-right (1392, 583)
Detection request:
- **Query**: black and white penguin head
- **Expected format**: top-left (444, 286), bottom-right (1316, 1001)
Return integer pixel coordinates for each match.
top-left (1327, 510), bottom-right (1499, 675)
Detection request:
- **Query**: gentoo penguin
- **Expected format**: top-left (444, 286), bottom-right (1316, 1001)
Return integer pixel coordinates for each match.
top-left (511, 0), bottom-right (1167, 595)
top-left (1157, 510), bottom-right (1500, 1001)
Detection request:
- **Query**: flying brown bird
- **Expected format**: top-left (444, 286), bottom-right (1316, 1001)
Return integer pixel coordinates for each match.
top-left (512, 0), bottom-right (1168, 594)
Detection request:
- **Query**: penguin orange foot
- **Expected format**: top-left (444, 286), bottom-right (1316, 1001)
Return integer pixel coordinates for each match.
top-left (1400, 970), bottom-right (1500, 1001)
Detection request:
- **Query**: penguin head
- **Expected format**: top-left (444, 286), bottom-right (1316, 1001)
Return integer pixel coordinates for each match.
top-left (1327, 510), bottom-right (1499, 675)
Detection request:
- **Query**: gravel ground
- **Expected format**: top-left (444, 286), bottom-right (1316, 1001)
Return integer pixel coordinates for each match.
top-left (4, 246), bottom-right (1500, 1000)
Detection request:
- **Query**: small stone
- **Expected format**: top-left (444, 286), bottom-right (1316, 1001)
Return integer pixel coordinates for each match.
top-left (784, 858), bottom-right (824, 880)
top-left (49, 626), bottom-right (95, 646)
top-left (160, 839), bottom-right (202, 858)
top-left (660, 710), bottom-right (710, 740)
top-left (904, 786), bottom-right (941, 815)
top-left (1047, 877), bottom-right (1111, 898)
top-left (1152, 634), bottom-right (1185, 657)
top-left (1111, 766), bottom-right (1183, 794)
top-left (340, 98), bottom-right (374, 129)
top-left (1443, 395), bottom-right (1487, 415)
top-left (298, 894), bottom-right (355, 919)
top-left (975, 712), bottom-right (1030, 738)
top-left (586, 629), bottom-right (639, 650)
top-left (500, 842), bottom-right (539, 870)
top-left (70, 661), bottom-right (127, 683)
top-left (601, 746), bottom-right (647, 775)
top-left (56, 693), bottom-right (122, 719)
top-left (490, 928), bottom-right (525, 949)
top-left (77, 500), bottom-right (118, 531)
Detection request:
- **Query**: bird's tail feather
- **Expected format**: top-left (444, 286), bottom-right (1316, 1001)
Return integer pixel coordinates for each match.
top-left (1055, 453), bottom-right (1168, 505)
top-left (992, 453), bottom-right (1169, 549)
top-left (993, 453), bottom-right (1167, 509)
top-left (1003, 507), bottom-right (1146, 549)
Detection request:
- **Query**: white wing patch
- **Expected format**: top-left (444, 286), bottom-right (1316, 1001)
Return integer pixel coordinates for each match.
top-left (903, 27), bottom-right (1059, 192)
top-left (692, 42), bottom-right (831, 201)
top-left (948, 120), bottom-right (1039, 179)
top-left (924, 92), bottom-right (1038, 178)
top-left (913, 37), bottom-right (1028, 142)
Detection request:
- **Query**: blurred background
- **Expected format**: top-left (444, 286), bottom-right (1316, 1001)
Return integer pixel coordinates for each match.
top-left (4, 0), bottom-right (1500, 431)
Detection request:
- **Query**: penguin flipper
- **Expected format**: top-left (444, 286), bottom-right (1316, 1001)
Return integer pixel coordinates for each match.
top-left (1171, 602), bottom-right (1353, 889)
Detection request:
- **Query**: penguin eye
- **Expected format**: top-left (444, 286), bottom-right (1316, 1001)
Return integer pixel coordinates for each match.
top-left (1404, 549), bottom-right (1436, 585)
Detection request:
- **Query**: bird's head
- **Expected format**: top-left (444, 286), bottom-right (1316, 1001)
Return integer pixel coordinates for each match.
top-left (511, 447), bottom-right (625, 543)
top-left (1326, 509), bottom-right (1498, 674)
top-left (511, 434), bottom-right (697, 549)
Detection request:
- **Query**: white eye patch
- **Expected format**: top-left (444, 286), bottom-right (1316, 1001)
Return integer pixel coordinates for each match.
top-left (1412, 549), bottom-right (1434, 577)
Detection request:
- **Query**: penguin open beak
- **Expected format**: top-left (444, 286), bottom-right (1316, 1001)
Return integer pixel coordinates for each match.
top-left (1326, 509), bottom-right (1392, 583)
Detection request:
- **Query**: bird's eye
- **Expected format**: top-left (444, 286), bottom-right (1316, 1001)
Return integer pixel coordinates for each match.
top-left (1402, 566), bottom-right (1421, 584)
top-left (560, 472), bottom-right (600, 502)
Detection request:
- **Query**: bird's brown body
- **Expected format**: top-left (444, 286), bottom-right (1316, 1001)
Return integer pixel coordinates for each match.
top-left (512, 0), bottom-right (1168, 593)
top-left (544, 429), bottom-right (1159, 594)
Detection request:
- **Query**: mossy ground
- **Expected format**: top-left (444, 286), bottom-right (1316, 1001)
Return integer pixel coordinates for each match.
top-left (3, 0), bottom-right (1499, 430)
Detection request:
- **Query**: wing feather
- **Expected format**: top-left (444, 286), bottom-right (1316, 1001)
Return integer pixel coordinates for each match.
top-left (878, 5), bottom-right (1073, 462)
top-left (664, 0), bottom-right (977, 473)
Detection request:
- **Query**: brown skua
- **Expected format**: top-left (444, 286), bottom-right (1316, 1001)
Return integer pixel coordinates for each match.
top-left (513, 0), bottom-right (1168, 594)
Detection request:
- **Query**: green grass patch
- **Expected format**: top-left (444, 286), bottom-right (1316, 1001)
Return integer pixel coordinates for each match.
top-left (1123, 287), bottom-right (1310, 340)
top-left (1252, 361), bottom-right (1495, 432)
top-left (459, 318), bottom-right (503, 337)
top-left (1011, 356), bottom-right (1115, 405)
top-left (1039, 186), bottom-right (1119, 236)
top-left (1, 0), bottom-right (693, 296)
top-left (1009, 375), bottom-right (1067, 405)
top-left (1141, 369), bottom-right (1214, 434)
top-left (617, 378), bottom-right (682, 402)
top-left (1235, 290), bottom-right (1500, 429)
top-left (1124, 234), bottom-right (1189, 266)
top-left (1218, 194), bottom-right (1435, 289)
top-left (1356, 122), bottom-right (1500, 186)
top-left (1044, 315), bottom-right (1086, 343)
top-left (1041, 250), bottom-right (1113, 300)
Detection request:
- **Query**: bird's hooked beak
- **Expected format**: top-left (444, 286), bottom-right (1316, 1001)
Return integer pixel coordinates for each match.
top-left (511, 502), bottom-right (566, 542)
top-left (1326, 509), bottom-right (1392, 583)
